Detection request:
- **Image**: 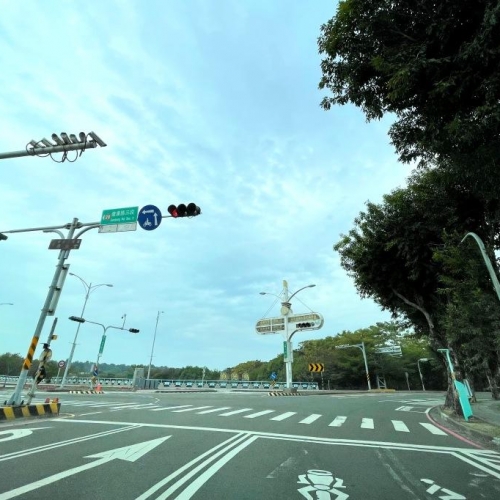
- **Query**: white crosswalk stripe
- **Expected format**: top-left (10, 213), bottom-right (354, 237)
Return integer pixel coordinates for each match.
top-left (171, 406), bottom-right (213, 413)
top-left (244, 410), bottom-right (275, 419)
top-left (419, 423), bottom-right (448, 435)
top-left (392, 420), bottom-right (410, 432)
top-left (329, 416), bottom-right (347, 427)
top-left (299, 414), bottom-right (322, 424)
top-left (270, 411), bottom-right (297, 421)
top-left (219, 408), bottom-right (253, 416)
top-left (59, 400), bottom-right (450, 435)
top-left (196, 407), bottom-right (231, 414)
top-left (361, 418), bottom-right (374, 429)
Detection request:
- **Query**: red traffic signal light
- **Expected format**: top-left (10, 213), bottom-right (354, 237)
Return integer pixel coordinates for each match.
top-left (168, 203), bottom-right (201, 218)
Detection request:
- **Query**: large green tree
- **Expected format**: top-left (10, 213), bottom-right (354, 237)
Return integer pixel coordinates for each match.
top-left (318, 0), bottom-right (500, 192)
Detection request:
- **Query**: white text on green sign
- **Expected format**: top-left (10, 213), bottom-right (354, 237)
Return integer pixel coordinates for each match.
top-left (101, 207), bottom-right (138, 225)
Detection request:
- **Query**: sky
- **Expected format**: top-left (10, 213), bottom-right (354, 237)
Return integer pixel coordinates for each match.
top-left (0, 0), bottom-right (411, 374)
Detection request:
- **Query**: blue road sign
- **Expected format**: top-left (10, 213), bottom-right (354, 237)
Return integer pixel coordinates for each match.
top-left (92, 365), bottom-right (98, 377)
top-left (270, 372), bottom-right (277, 380)
top-left (138, 205), bottom-right (162, 231)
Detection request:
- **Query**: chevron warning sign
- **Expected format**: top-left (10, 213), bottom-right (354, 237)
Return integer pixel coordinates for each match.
top-left (308, 363), bottom-right (324, 372)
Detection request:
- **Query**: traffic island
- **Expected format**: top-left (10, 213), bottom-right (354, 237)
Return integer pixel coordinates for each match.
top-left (0, 401), bottom-right (61, 420)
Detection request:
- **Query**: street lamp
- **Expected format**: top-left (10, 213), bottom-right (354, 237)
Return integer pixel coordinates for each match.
top-left (60, 274), bottom-right (113, 387)
top-left (69, 316), bottom-right (139, 387)
top-left (147, 311), bottom-right (164, 380)
top-left (418, 358), bottom-right (430, 391)
top-left (260, 280), bottom-right (316, 389)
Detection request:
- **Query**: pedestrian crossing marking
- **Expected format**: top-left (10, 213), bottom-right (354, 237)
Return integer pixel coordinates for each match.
top-left (196, 407), bottom-right (231, 414)
top-left (299, 414), bottom-right (322, 424)
top-left (244, 410), bottom-right (275, 419)
top-left (329, 416), bottom-right (347, 427)
top-left (361, 418), bottom-right (374, 429)
top-left (270, 412), bottom-right (297, 421)
top-left (391, 420), bottom-right (410, 432)
top-left (57, 400), bottom-right (451, 436)
top-left (420, 423), bottom-right (448, 435)
top-left (171, 406), bottom-right (213, 413)
top-left (151, 405), bottom-right (193, 411)
top-left (219, 408), bottom-right (253, 416)
top-left (392, 420), bottom-right (410, 432)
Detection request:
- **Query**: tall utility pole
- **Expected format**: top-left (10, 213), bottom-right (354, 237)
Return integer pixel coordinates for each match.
top-left (147, 311), bottom-right (164, 380)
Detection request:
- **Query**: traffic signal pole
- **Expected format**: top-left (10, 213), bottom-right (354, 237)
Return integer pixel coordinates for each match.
top-left (2, 218), bottom-right (102, 406)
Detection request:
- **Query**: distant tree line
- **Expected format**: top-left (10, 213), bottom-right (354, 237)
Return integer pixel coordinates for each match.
top-left (1, 321), bottom-right (451, 391)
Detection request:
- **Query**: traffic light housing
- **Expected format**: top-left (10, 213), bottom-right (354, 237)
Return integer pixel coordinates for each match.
top-left (168, 203), bottom-right (201, 218)
top-left (35, 366), bottom-right (46, 385)
top-left (129, 328), bottom-right (139, 333)
top-left (0, 233), bottom-right (7, 241)
top-left (297, 322), bottom-right (314, 328)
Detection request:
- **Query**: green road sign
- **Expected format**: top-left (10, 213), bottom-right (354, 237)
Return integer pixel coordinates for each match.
top-left (101, 206), bottom-right (138, 225)
top-left (99, 336), bottom-right (106, 355)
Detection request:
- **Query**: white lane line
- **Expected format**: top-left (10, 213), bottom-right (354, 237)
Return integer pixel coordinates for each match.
top-left (299, 414), bottom-right (322, 424)
top-left (270, 412), bottom-right (296, 421)
top-left (79, 412), bottom-right (103, 416)
top-left (420, 423), bottom-right (448, 435)
top-left (171, 406), bottom-right (212, 413)
top-left (392, 420), bottom-right (410, 432)
top-left (328, 416), bottom-right (347, 427)
top-left (219, 408), bottom-right (253, 416)
top-left (361, 418), bottom-right (374, 429)
top-left (244, 410), bottom-right (275, 419)
top-left (151, 405), bottom-right (193, 412)
top-left (196, 407), bottom-right (231, 414)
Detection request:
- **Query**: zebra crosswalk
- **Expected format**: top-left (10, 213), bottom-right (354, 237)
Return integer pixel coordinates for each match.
top-left (58, 400), bottom-right (449, 435)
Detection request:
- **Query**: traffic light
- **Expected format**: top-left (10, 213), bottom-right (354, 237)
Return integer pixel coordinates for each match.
top-left (0, 233), bottom-right (7, 241)
top-left (297, 322), bottom-right (314, 328)
top-left (167, 203), bottom-right (201, 218)
top-left (35, 366), bottom-right (46, 385)
top-left (129, 328), bottom-right (139, 333)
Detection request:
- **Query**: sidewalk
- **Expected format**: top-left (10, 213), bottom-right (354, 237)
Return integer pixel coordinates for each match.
top-left (432, 392), bottom-right (500, 450)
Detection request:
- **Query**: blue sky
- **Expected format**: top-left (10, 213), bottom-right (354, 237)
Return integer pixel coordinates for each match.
top-left (0, 0), bottom-right (410, 374)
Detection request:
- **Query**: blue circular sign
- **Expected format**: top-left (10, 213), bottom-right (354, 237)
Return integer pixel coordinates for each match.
top-left (137, 205), bottom-right (162, 231)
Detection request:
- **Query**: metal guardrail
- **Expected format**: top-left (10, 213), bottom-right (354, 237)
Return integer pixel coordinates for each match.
top-left (2, 375), bottom-right (319, 390)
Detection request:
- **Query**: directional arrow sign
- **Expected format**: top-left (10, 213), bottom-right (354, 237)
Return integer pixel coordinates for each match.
top-left (308, 363), bottom-right (324, 372)
top-left (0, 436), bottom-right (171, 499)
top-left (137, 204), bottom-right (162, 231)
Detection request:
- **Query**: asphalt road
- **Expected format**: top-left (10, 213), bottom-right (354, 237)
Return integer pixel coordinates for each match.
top-left (1, 390), bottom-right (500, 499)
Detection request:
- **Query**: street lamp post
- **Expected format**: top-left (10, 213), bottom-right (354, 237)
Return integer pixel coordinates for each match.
top-left (60, 274), bottom-right (113, 387)
top-left (69, 316), bottom-right (139, 387)
top-left (418, 358), bottom-right (430, 391)
top-left (147, 311), bottom-right (164, 380)
top-left (260, 280), bottom-right (316, 389)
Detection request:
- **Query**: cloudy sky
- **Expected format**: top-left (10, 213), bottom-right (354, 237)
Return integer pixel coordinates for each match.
top-left (0, 0), bottom-right (411, 375)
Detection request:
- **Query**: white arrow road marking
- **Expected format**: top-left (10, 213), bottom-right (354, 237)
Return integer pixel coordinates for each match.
top-left (0, 427), bottom-right (51, 443)
top-left (0, 436), bottom-right (170, 500)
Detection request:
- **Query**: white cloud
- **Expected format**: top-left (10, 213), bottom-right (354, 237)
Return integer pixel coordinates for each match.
top-left (0, 0), bottom-right (408, 373)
